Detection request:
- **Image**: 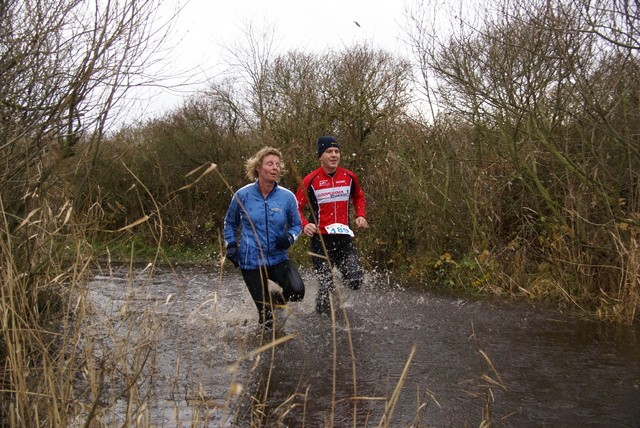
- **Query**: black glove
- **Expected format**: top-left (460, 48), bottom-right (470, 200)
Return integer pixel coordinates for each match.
top-left (225, 243), bottom-right (239, 267)
top-left (275, 233), bottom-right (295, 250)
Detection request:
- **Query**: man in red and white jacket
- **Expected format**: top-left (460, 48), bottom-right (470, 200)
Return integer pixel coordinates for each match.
top-left (295, 136), bottom-right (369, 314)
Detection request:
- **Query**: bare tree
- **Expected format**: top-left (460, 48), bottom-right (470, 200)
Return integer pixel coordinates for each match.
top-left (0, 0), bottom-right (172, 214)
top-left (221, 19), bottom-right (279, 134)
top-left (0, 0), bottom-right (177, 424)
top-left (321, 44), bottom-right (413, 146)
top-left (405, 0), bottom-right (640, 322)
top-left (571, 0), bottom-right (639, 50)
top-left (261, 50), bottom-right (324, 148)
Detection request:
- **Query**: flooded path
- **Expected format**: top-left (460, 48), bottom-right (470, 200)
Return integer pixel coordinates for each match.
top-left (87, 264), bottom-right (640, 427)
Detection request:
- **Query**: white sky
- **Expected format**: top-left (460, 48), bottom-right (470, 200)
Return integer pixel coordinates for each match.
top-left (123, 0), bottom-right (413, 125)
top-left (180, 0), bottom-right (409, 54)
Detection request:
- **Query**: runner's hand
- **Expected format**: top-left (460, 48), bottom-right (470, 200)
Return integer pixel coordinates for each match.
top-left (225, 243), bottom-right (239, 267)
top-left (275, 233), bottom-right (295, 250)
top-left (303, 223), bottom-right (317, 237)
top-left (355, 216), bottom-right (368, 229)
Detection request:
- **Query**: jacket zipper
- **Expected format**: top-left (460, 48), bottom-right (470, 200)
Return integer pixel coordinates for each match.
top-left (331, 174), bottom-right (338, 224)
top-left (264, 196), bottom-right (270, 260)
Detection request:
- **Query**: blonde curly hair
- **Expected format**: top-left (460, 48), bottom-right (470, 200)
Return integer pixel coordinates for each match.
top-left (244, 146), bottom-right (286, 181)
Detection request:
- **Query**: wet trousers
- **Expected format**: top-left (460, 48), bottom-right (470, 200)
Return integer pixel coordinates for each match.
top-left (310, 234), bottom-right (363, 312)
top-left (241, 260), bottom-right (305, 325)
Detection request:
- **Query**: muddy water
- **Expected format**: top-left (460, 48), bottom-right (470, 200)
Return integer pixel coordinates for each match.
top-left (87, 264), bottom-right (640, 427)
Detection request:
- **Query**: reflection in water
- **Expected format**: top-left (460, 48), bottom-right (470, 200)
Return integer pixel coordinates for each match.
top-left (87, 264), bottom-right (640, 427)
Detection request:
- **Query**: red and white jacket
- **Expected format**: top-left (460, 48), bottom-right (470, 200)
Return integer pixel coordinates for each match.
top-left (295, 166), bottom-right (366, 234)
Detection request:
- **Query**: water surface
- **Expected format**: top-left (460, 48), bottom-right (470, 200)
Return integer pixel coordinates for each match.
top-left (87, 264), bottom-right (640, 427)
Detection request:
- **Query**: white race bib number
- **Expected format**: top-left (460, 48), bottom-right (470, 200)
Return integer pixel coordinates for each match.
top-left (325, 223), bottom-right (354, 237)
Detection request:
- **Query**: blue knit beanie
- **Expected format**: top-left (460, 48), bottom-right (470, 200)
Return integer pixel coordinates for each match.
top-left (317, 136), bottom-right (340, 157)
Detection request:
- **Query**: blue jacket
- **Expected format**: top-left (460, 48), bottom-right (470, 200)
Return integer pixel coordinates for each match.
top-left (224, 181), bottom-right (301, 269)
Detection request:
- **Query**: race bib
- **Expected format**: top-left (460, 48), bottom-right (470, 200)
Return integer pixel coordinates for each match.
top-left (325, 223), bottom-right (354, 237)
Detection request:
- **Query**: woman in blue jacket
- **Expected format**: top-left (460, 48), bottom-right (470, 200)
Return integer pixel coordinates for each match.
top-left (224, 147), bottom-right (305, 329)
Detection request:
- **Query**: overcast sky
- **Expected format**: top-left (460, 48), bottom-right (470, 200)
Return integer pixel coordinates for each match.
top-left (122, 0), bottom-right (412, 125)
top-left (181, 0), bottom-right (409, 53)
